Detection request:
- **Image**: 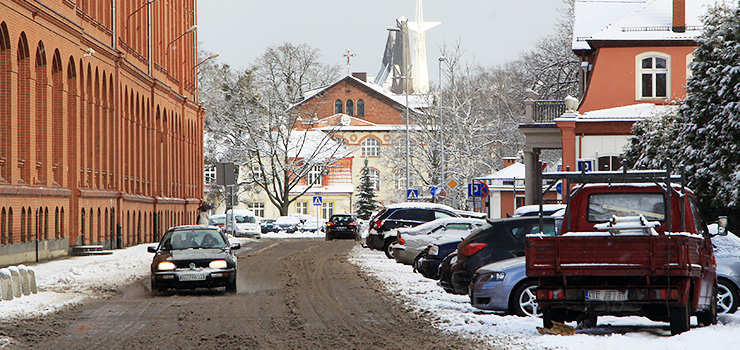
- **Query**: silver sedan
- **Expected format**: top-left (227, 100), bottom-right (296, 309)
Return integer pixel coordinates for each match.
top-left (469, 256), bottom-right (540, 317)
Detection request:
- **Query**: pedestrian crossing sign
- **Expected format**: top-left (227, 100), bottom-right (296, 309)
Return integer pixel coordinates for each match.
top-left (406, 189), bottom-right (419, 201)
top-left (313, 196), bottom-right (322, 206)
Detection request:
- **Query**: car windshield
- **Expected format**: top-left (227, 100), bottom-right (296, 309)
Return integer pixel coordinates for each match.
top-left (235, 215), bottom-right (256, 223)
top-left (160, 230), bottom-right (227, 250)
top-left (331, 216), bottom-right (353, 223)
top-left (209, 216), bottom-right (225, 225)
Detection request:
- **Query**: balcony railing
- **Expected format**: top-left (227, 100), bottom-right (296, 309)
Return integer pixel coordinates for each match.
top-left (533, 100), bottom-right (566, 123)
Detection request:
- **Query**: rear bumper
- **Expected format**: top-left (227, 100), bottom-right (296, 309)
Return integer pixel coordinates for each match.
top-left (393, 247), bottom-right (418, 265)
top-left (326, 229), bottom-right (358, 239)
top-left (365, 233), bottom-right (385, 250)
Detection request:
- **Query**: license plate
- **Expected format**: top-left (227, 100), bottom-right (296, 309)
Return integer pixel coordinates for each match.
top-left (179, 273), bottom-right (206, 281)
top-left (586, 289), bottom-right (628, 301)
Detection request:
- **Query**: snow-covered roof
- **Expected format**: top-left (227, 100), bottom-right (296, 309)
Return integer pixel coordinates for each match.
top-left (558, 103), bottom-right (677, 122)
top-left (289, 130), bottom-right (353, 161)
top-left (481, 163), bottom-right (525, 180)
top-left (573, 0), bottom-right (726, 50)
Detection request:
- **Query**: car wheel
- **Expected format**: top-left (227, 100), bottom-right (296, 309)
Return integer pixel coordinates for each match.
top-left (511, 280), bottom-right (541, 317)
top-left (383, 237), bottom-right (397, 259)
top-left (412, 252), bottom-right (424, 273)
top-left (718, 279), bottom-right (739, 315)
top-left (151, 279), bottom-right (167, 297)
top-left (225, 278), bottom-right (237, 294)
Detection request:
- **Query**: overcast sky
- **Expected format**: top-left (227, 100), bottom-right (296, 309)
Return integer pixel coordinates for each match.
top-left (196, 1), bottom-right (568, 83)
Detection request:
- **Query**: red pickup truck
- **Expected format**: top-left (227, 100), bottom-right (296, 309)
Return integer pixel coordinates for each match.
top-left (526, 169), bottom-right (725, 335)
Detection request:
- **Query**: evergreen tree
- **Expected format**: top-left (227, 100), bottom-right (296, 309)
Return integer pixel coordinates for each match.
top-left (355, 158), bottom-right (379, 220)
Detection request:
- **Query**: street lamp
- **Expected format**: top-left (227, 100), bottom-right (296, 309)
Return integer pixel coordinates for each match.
top-left (167, 25), bottom-right (198, 51)
top-left (388, 20), bottom-right (412, 193)
top-left (194, 52), bottom-right (219, 70)
top-left (438, 56), bottom-right (447, 201)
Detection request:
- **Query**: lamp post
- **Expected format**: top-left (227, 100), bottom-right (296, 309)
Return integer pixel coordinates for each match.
top-left (438, 56), bottom-right (446, 201)
top-left (388, 20), bottom-right (412, 193)
top-left (167, 25), bottom-right (198, 51)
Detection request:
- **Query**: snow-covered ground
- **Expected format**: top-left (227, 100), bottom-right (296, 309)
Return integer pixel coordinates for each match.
top-left (349, 247), bottom-right (740, 350)
top-left (2, 232), bottom-right (739, 350)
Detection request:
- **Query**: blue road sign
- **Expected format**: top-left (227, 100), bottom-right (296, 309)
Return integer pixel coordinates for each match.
top-left (467, 182), bottom-right (490, 197)
top-left (407, 189), bottom-right (419, 201)
top-left (313, 196), bottom-right (322, 206)
top-left (556, 182), bottom-right (562, 195)
top-left (431, 186), bottom-right (440, 197)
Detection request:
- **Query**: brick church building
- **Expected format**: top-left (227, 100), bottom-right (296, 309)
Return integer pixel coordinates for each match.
top-left (0, 1), bottom-right (204, 265)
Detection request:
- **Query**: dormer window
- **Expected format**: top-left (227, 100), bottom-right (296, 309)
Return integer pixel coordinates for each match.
top-left (357, 99), bottom-right (365, 117)
top-left (334, 99), bottom-right (343, 114)
top-left (636, 53), bottom-right (670, 100)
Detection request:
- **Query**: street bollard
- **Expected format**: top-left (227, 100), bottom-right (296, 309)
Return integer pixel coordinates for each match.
top-left (7, 266), bottom-right (21, 298)
top-left (26, 266), bottom-right (37, 294)
top-left (0, 268), bottom-right (11, 301)
top-left (17, 265), bottom-right (30, 296)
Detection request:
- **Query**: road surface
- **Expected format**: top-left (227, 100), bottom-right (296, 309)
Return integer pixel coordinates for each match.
top-left (0, 239), bottom-right (489, 349)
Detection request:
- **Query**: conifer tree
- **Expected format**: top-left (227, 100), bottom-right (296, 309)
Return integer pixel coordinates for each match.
top-left (355, 158), bottom-right (379, 220)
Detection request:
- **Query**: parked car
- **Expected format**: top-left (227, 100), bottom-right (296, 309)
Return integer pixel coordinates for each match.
top-left (301, 217), bottom-right (326, 232)
top-left (392, 217), bottom-right (486, 266)
top-left (325, 214), bottom-right (360, 240)
top-left (469, 256), bottom-right (540, 317)
top-left (260, 218), bottom-right (277, 233)
top-left (417, 241), bottom-right (459, 280)
top-left (437, 250), bottom-right (458, 293)
top-left (450, 216), bottom-right (561, 295)
top-left (226, 209), bottom-right (261, 238)
top-left (274, 216), bottom-right (302, 233)
top-left (512, 204), bottom-right (566, 217)
top-left (710, 224), bottom-right (740, 315)
top-left (208, 214), bottom-right (226, 229)
top-left (148, 225), bottom-right (241, 295)
top-left (366, 202), bottom-right (481, 259)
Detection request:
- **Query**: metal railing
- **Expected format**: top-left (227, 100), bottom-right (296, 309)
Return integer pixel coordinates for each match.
top-left (533, 100), bottom-right (566, 123)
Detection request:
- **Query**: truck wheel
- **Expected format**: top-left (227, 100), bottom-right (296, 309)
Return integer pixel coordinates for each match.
top-left (697, 286), bottom-right (718, 326)
top-left (511, 280), bottom-right (541, 317)
top-left (717, 279), bottom-right (739, 315)
top-left (383, 237), bottom-right (397, 259)
top-left (669, 301), bottom-right (691, 335)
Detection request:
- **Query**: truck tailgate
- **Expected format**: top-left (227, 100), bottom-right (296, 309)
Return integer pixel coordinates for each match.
top-left (526, 234), bottom-right (705, 277)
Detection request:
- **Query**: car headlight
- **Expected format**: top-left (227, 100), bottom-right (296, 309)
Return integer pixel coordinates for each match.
top-left (428, 245), bottom-right (439, 256)
top-left (209, 260), bottom-right (228, 269)
top-left (157, 261), bottom-right (176, 271)
top-left (479, 271), bottom-right (506, 282)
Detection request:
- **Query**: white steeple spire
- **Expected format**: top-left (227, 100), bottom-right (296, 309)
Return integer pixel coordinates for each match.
top-left (407, 0), bottom-right (440, 94)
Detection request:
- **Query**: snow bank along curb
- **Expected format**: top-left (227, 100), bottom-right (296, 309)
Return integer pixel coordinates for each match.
top-left (1, 265), bottom-right (37, 301)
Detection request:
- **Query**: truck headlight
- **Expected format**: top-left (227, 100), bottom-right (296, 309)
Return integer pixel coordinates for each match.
top-left (157, 261), bottom-right (176, 271)
top-left (209, 260), bottom-right (228, 269)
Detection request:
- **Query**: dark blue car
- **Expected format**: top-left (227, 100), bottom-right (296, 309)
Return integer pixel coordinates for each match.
top-left (417, 240), bottom-right (459, 280)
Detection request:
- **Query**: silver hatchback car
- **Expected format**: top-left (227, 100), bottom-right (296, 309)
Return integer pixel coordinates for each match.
top-left (469, 256), bottom-right (539, 317)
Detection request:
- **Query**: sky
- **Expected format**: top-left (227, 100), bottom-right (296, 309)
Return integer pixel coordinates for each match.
top-left (2, 230), bottom-right (740, 349)
top-left (196, 0), bottom-right (569, 83)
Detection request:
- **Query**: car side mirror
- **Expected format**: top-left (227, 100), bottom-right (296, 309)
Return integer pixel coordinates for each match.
top-left (231, 243), bottom-right (241, 250)
top-left (147, 246), bottom-right (157, 253)
top-left (717, 216), bottom-right (729, 236)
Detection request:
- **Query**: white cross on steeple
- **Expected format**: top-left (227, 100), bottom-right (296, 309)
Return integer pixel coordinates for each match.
top-left (343, 49), bottom-right (356, 76)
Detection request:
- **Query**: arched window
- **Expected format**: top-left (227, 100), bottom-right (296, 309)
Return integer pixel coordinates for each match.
top-left (357, 99), bottom-right (365, 117)
top-left (20, 207), bottom-right (26, 242)
top-left (346, 99), bottom-right (354, 116)
top-left (1, 208), bottom-right (6, 244)
top-left (361, 137), bottom-right (381, 157)
top-left (636, 53), bottom-right (670, 100)
top-left (334, 99), bottom-right (343, 114)
top-left (369, 168), bottom-right (380, 190)
top-left (0, 22), bottom-right (11, 182)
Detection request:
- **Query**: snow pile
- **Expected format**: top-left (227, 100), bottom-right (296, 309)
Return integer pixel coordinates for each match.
top-left (349, 246), bottom-right (740, 350)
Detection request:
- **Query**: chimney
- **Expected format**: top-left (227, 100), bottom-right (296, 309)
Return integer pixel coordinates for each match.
top-left (672, 0), bottom-right (685, 33)
top-left (352, 72), bottom-right (367, 82)
top-left (503, 157), bottom-right (518, 168)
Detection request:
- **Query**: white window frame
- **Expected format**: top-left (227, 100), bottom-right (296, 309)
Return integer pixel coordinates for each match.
top-left (204, 165), bottom-right (216, 185)
top-left (306, 165), bottom-right (323, 186)
top-left (250, 165), bottom-right (263, 183)
top-left (296, 201), bottom-right (308, 215)
top-left (369, 168), bottom-right (380, 191)
top-left (249, 202), bottom-right (265, 218)
top-left (361, 137), bottom-right (381, 157)
top-left (321, 202), bottom-right (334, 219)
top-left (635, 52), bottom-right (671, 101)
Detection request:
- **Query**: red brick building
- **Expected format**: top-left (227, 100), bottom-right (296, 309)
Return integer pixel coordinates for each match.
top-left (0, 0), bottom-right (204, 265)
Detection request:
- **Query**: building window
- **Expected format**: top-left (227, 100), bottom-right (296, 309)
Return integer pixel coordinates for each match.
top-left (361, 137), bottom-right (380, 157)
top-left (636, 53), bottom-right (670, 100)
top-left (250, 165), bottom-right (263, 183)
top-left (395, 175), bottom-right (406, 190)
top-left (357, 99), bottom-right (365, 117)
top-left (346, 99), bottom-right (354, 116)
top-left (307, 165), bottom-right (324, 185)
top-left (249, 202), bottom-right (265, 217)
top-left (369, 168), bottom-right (380, 191)
top-left (334, 99), bottom-right (343, 114)
top-left (204, 165), bottom-right (216, 185)
top-left (322, 202), bottom-right (334, 219)
top-left (296, 201), bottom-right (308, 215)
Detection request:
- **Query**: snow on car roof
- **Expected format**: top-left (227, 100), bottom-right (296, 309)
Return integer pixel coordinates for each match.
top-left (397, 217), bottom-right (486, 235)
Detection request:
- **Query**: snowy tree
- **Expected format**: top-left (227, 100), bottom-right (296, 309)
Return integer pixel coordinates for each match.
top-left (199, 44), bottom-right (345, 215)
top-left (355, 158), bottom-right (379, 220)
top-left (624, 4), bottom-right (740, 225)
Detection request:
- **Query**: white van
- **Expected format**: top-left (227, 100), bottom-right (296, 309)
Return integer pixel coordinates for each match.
top-left (225, 209), bottom-right (261, 238)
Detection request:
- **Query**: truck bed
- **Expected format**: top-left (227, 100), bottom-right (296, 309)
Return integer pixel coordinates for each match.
top-left (526, 233), bottom-right (705, 278)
